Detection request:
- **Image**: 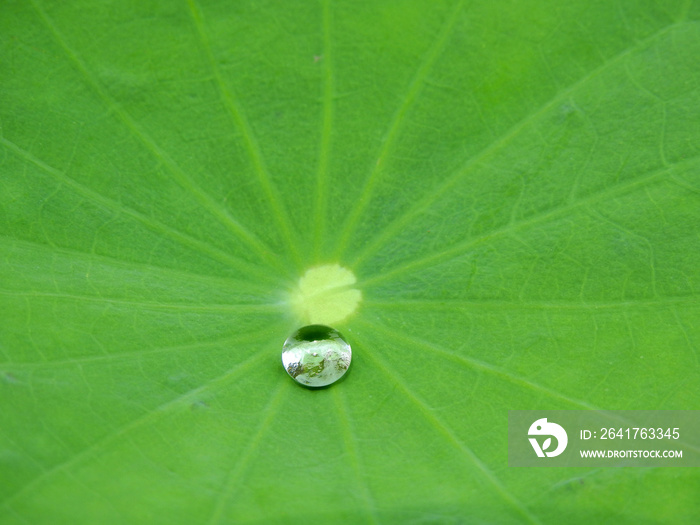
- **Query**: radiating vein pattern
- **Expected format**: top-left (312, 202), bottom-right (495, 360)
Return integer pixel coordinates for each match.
top-left (333, 0), bottom-right (466, 258)
top-left (185, 0), bottom-right (304, 269)
top-left (1, 0), bottom-right (699, 523)
top-left (26, 0), bottom-right (289, 275)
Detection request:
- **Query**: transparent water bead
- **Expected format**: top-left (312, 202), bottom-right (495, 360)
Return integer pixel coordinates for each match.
top-left (282, 325), bottom-right (351, 387)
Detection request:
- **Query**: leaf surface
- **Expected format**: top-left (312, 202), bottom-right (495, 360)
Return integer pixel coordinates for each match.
top-left (2, 0), bottom-right (700, 523)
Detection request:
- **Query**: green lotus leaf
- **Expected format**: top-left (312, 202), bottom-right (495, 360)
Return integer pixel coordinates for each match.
top-left (2, 0), bottom-right (699, 523)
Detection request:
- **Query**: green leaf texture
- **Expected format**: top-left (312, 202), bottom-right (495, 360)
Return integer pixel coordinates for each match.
top-left (2, 0), bottom-right (700, 523)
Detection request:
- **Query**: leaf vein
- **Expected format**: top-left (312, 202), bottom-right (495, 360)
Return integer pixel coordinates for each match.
top-left (0, 137), bottom-right (285, 286)
top-left (354, 330), bottom-right (542, 525)
top-left (360, 155), bottom-right (700, 289)
top-left (0, 349), bottom-right (271, 510)
top-left (352, 22), bottom-right (685, 271)
top-left (185, 0), bottom-right (303, 269)
top-left (313, 0), bottom-right (335, 260)
top-left (207, 383), bottom-right (287, 525)
top-left (28, 0), bottom-right (286, 273)
top-left (333, 0), bottom-right (466, 258)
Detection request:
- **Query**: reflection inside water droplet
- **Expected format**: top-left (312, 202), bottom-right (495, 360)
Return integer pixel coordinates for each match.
top-left (281, 325), bottom-right (351, 387)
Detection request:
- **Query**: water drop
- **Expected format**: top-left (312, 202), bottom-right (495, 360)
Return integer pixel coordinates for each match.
top-left (281, 325), bottom-right (351, 387)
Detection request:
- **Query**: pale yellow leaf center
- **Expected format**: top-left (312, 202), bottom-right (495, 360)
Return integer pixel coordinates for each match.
top-left (290, 264), bottom-right (361, 325)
